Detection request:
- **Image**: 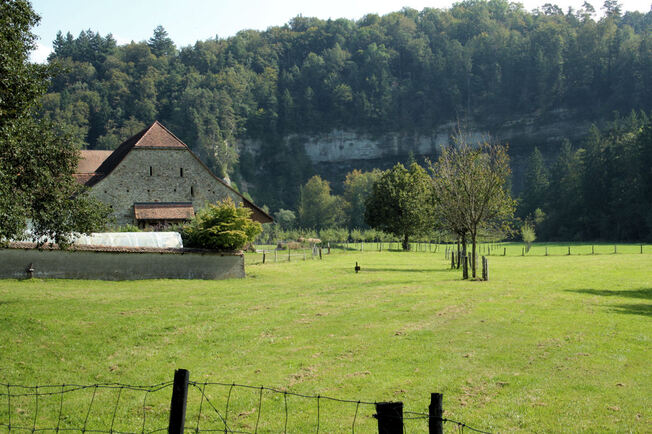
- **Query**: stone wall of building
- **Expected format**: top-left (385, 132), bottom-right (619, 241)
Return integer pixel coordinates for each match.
top-left (90, 148), bottom-right (242, 225)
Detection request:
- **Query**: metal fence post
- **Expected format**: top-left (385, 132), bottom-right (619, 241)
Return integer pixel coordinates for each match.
top-left (375, 402), bottom-right (403, 434)
top-left (428, 393), bottom-right (443, 434)
top-left (168, 369), bottom-right (189, 434)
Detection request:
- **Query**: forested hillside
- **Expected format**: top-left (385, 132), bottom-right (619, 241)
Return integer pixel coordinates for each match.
top-left (40, 0), bottom-right (651, 212)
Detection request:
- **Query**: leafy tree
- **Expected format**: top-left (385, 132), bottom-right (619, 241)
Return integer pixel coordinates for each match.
top-left (350, 228), bottom-right (364, 242)
top-left (0, 0), bottom-right (109, 246)
top-left (182, 198), bottom-right (262, 250)
top-left (319, 227), bottom-right (349, 243)
top-left (521, 221), bottom-right (536, 252)
top-left (431, 139), bottom-right (515, 277)
top-left (342, 169), bottom-right (382, 229)
top-left (273, 209), bottom-right (296, 230)
top-left (297, 176), bottom-right (345, 229)
top-left (365, 162), bottom-right (434, 251)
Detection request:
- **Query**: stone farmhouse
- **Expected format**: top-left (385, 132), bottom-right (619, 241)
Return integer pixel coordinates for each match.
top-left (74, 121), bottom-right (272, 228)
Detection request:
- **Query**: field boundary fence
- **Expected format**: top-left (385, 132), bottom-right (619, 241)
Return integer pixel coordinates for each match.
top-left (250, 241), bottom-right (650, 266)
top-left (1, 369), bottom-right (491, 433)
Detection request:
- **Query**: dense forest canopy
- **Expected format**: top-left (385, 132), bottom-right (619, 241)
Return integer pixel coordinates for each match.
top-left (39, 0), bottom-right (651, 223)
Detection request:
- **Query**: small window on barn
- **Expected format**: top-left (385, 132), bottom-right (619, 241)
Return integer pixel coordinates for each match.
top-left (149, 166), bottom-right (153, 176)
top-left (180, 168), bottom-right (184, 177)
top-left (191, 186), bottom-right (195, 197)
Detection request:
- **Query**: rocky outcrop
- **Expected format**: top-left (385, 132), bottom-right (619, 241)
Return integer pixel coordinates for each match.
top-left (240, 109), bottom-right (595, 196)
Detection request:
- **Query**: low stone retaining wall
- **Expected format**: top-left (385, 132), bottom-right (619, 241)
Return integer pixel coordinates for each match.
top-left (0, 243), bottom-right (244, 280)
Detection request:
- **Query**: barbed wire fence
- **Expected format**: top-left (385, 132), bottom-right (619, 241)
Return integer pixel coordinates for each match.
top-left (1, 369), bottom-right (492, 434)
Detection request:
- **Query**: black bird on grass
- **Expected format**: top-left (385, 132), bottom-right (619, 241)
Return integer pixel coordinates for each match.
top-left (355, 262), bottom-right (360, 273)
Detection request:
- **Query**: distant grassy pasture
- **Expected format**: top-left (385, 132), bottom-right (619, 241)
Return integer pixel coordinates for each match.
top-left (0, 248), bottom-right (650, 432)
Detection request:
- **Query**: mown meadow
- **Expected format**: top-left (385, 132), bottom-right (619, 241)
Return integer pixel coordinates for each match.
top-left (0, 244), bottom-right (650, 432)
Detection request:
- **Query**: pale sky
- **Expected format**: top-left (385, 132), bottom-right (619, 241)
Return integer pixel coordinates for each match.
top-left (30, 0), bottom-right (651, 63)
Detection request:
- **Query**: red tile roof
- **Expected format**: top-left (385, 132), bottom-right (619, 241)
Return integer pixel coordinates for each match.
top-left (77, 150), bottom-right (113, 173)
top-left (134, 202), bottom-right (195, 220)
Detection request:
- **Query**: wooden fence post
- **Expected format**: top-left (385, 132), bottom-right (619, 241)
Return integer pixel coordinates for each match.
top-left (451, 252), bottom-right (455, 269)
top-left (462, 255), bottom-right (469, 280)
top-left (545, 247), bottom-right (548, 256)
top-left (641, 244), bottom-right (643, 254)
top-left (262, 252), bottom-right (266, 264)
top-left (375, 402), bottom-right (403, 434)
top-left (428, 393), bottom-right (443, 434)
top-left (503, 247), bottom-right (506, 256)
top-left (592, 245), bottom-right (594, 255)
top-left (319, 248), bottom-right (322, 259)
top-left (288, 246), bottom-right (291, 262)
top-left (168, 369), bottom-right (189, 434)
top-left (614, 245), bottom-right (617, 254)
top-left (482, 256), bottom-right (488, 281)
top-left (568, 246), bottom-right (571, 256)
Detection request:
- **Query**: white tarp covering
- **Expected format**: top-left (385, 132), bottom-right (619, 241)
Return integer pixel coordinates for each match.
top-left (73, 232), bottom-right (183, 248)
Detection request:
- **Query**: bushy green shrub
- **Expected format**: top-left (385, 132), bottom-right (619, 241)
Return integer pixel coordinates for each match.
top-left (182, 198), bottom-right (262, 251)
top-left (350, 229), bottom-right (364, 241)
top-left (521, 222), bottom-right (536, 252)
top-left (319, 227), bottom-right (349, 242)
top-left (362, 229), bottom-right (379, 242)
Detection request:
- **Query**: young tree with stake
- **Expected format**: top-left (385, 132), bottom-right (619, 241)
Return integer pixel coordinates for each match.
top-left (431, 137), bottom-right (515, 278)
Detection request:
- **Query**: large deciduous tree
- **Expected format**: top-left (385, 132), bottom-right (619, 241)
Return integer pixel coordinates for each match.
top-left (342, 169), bottom-right (382, 229)
top-left (431, 138), bottom-right (515, 277)
top-left (0, 0), bottom-right (109, 246)
top-left (297, 176), bottom-right (344, 230)
top-left (365, 162), bottom-right (434, 251)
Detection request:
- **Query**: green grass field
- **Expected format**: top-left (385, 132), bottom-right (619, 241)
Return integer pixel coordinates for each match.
top-left (0, 247), bottom-right (650, 432)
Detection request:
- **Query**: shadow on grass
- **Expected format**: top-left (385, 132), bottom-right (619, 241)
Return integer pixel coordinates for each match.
top-left (566, 288), bottom-right (652, 300)
top-left (610, 304), bottom-right (652, 316)
top-left (567, 288), bottom-right (652, 317)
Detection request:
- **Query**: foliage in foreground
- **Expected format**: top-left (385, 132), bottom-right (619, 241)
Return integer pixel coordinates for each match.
top-left (182, 198), bottom-right (262, 251)
top-left (0, 0), bottom-right (109, 246)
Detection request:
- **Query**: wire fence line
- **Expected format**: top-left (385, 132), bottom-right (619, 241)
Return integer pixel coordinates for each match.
top-left (247, 242), bottom-right (651, 265)
top-left (1, 381), bottom-right (173, 434)
top-left (1, 371), bottom-right (492, 434)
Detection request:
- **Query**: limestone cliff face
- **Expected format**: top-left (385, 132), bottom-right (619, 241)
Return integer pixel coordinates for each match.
top-left (241, 109), bottom-right (594, 197)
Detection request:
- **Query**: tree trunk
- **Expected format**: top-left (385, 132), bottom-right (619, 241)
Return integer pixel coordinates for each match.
top-left (471, 232), bottom-right (477, 278)
top-left (461, 233), bottom-right (467, 258)
top-left (402, 233), bottom-right (410, 251)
